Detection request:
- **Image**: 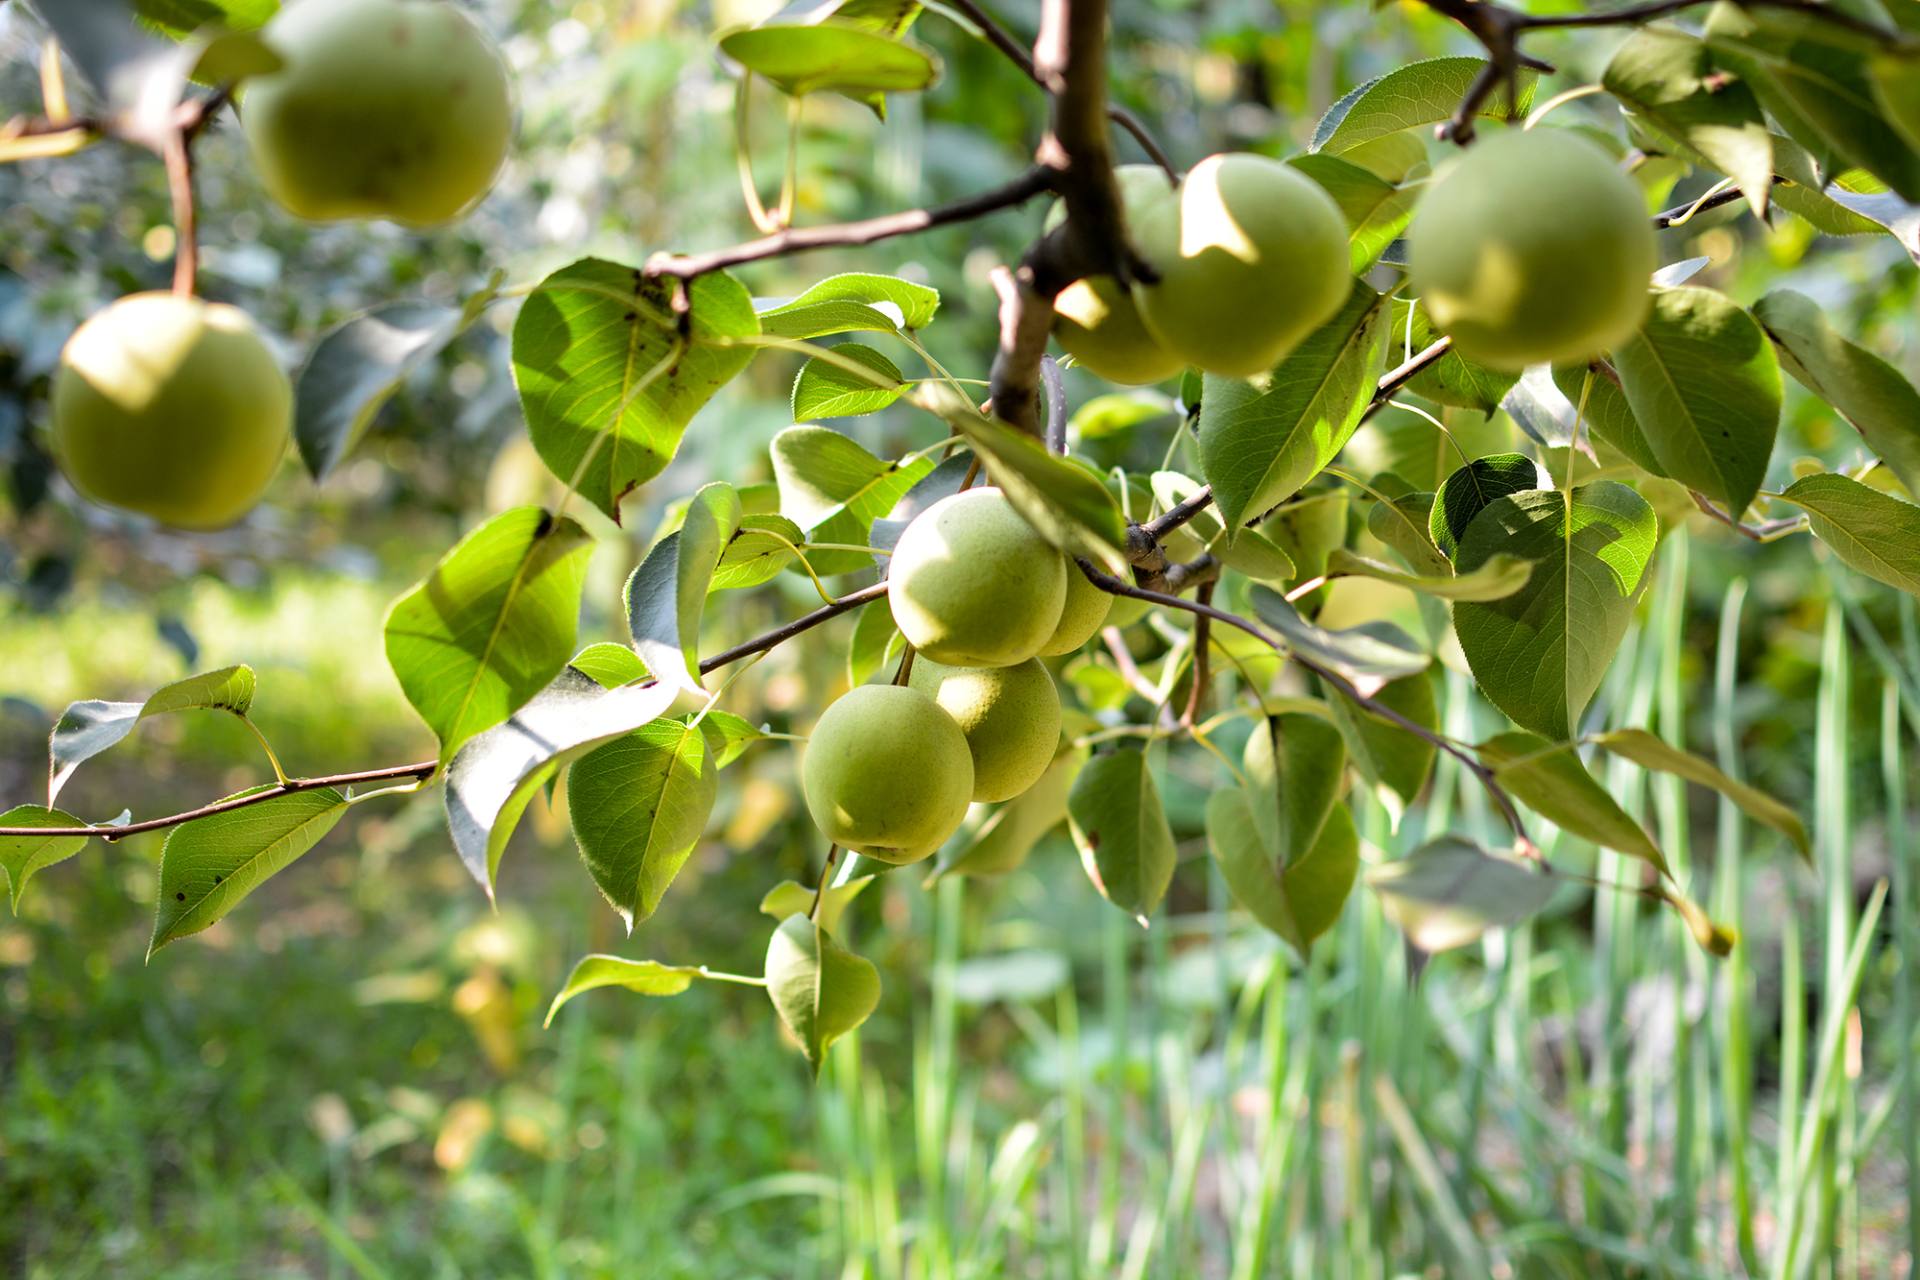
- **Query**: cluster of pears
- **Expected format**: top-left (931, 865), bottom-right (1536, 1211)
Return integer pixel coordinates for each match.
top-left (49, 0), bottom-right (512, 529)
top-left (801, 489), bottom-right (1113, 864)
top-left (1052, 153), bottom-right (1352, 383)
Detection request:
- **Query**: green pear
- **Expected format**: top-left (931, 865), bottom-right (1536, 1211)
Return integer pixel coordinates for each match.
top-left (1407, 128), bottom-right (1656, 371)
top-left (1049, 166), bottom-right (1185, 385)
top-left (909, 657), bottom-right (1062, 802)
top-left (243, 0), bottom-right (512, 225)
top-left (1037, 565), bottom-right (1114, 656)
top-left (802, 684), bottom-right (975, 864)
top-left (52, 293), bottom-right (290, 529)
top-left (1132, 153), bottom-right (1351, 378)
top-left (888, 488), bottom-right (1068, 667)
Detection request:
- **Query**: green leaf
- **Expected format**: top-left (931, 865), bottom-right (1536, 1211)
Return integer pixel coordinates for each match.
top-left (1241, 712), bottom-right (1345, 865)
top-left (570, 642), bottom-right (649, 689)
top-left (1198, 280), bottom-right (1390, 534)
top-left (1288, 154), bottom-right (1419, 272)
top-left (721, 22), bottom-right (940, 100)
top-left (758, 875), bottom-right (874, 933)
top-left (1310, 56), bottom-right (1537, 154)
top-left (1431, 453), bottom-right (1544, 560)
top-left (1612, 287), bottom-right (1781, 516)
top-left (1367, 485), bottom-right (1451, 578)
top-left (1873, 49), bottom-right (1920, 152)
top-left (568, 719), bottom-right (718, 927)
top-left (514, 258), bottom-right (758, 521)
top-left (385, 507), bottom-right (595, 765)
top-left (1324, 671), bottom-right (1440, 825)
top-left (544, 955), bottom-right (704, 1027)
top-left (1705, 9), bottom-right (1920, 202)
top-left (1067, 747), bottom-right (1176, 925)
top-left (847, 596), bottom-right (903, 686)
top-left (1602, 26), bottom-right (1774, 217)
top-left (765, 915), bottom-right (882, 1075)
top-left (1326, 548), bottom-right (1533, 601)
top-left (444, 670), bottom-right (680, 894)
top-left (1208, 788), bottom-right (1358, 954)
top-left (791, 344), bottom-right (904, 420)
top-left (1776, 473), bottom-right (1920, 597)
top-left (1476, 732), bottom-right (1667, 873)
top-left (760, 273), bottom-right (939, 332)
top-left (150, 788), bottom-right (348, 955)
top-left (1366, 837), bottom-right (1558, 952)
top-left (1386, 299), bottom-right (1518, 414)
top-left (626, 484), bottom-right (740, 694)
top-left (0, 806), bottom-right (88, 912)
top-left (1452, 483), bottom-right (1659, 740)
top-left (294, 279), bottom-right (499, 480)
top-left (1249, 589), bottom-right (1431, 696)
top-left (932, 748), bottom-right (1082, 881)
top-left (697, 711), bottom-right (764, 768)
top-left (1591, 727), bottom-right (1812, 862)
top-left (47, 665), bottom-right (260, 805)
top-left (1752, 290), bottom-right (1920, 497)
top-left (920, 386), bottom-right (1131, 574)
top-left (1553, 362), bottom-right (1666, 478)
top-left (771, 425), bottom-right (932, 575)
top-left (711, 514), bottom-right (806, 591)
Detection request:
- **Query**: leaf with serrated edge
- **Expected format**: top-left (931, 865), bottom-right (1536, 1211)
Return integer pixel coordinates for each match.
top-left (513, 259), bottom-right (758, 521)
top-left (385, 507), bottom-right (595, 764)
top-left (443, 670), bottom-right (681, 895)
top-left (568, 719), bottom-right (718, 927)
top-left (1067, 747), bottom-right (1176, 924)
top-left (765, 915), bottom-right (881, 1074)
top-left (1199, 280), bottom-right (1389, 534)
top-left (1592, 726), bottom-right (1811, 861)
top-left (1777, 473), bottom-right (1920, 597)
top-left (544, 956), bottom-right (703, 1026)
top-left (0, 806), bottom-right (88, 912)
top-left (1431, 454), bottom-right (1545, 560)
top-left (1366, 837), bottom-right (1558, 952)
top-left (1452, 483), bottom-right (1659, 740)
top-left (791, 344), bottom-right (904, 421)
top-left (1311, 56), bottom-right (1537, 154)
top-left (150, 788), bottom-right (347, 955)
top-left (1478, 732), bottom-right (1667, 873)
top-left (760, 272), bottom-right (939, 330)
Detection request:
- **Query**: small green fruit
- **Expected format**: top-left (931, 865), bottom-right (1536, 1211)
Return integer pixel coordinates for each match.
top-left (1407, 129), bottom-right (1656, 371)
top-left (909, 657), bottom-right (1062, 802)
top-left (1038, 566), bottom-right (1114, 656)
top-left (52, 293), bottom-right (290, 529)
top-left (1132, 153), bottom-right (1351, 378)
top-left (802, 685), bottom-right (975, 864)
top-left (889, 488), bottom-right (1068, 667)
top-left (244, 0), bottom-right (512, 225)
top-left (1050, 166), bottom-right (1184, 385)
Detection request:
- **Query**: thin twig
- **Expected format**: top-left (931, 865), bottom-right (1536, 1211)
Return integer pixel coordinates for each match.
top-left (645, 167), bottom-right (1053, 280)
top-left (1181, 581), bottom-right (1214, 727)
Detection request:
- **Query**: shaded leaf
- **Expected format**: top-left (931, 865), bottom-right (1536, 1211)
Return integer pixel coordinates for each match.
top-left (1311, 56), bottom-right (1537, 154)
top-left (1777, 473), bottom-right (1920, 597)
top-left (1431, 453), bottom-right (1545, 559)
top-left (1477, 732), bottom-right (1667, 872)
top-left (1592, 727), bottom-right (1811, 861)
top-left (847, 596), bottom-right (904, 686)
top-left (48, 665), bottom-right (259, 805)
top-left (1326, 548), bottom-right (1532, 601)
top-left (150, 788), bottom-right (347, 955)
top-left (1067, 747), bottom-right (1175, 924)
top-left (1241, 711), bottom-right (1345, 864)
top-left (1366, 837), bottom-right (1558, 951)
top-left (1249, 588), bottom-right (1431, 697)
top-left (1209, 787), bottom-right (1358, 953)
top-left (1324, 670), bottom-right (1440, 823)
top-left (721, 22), bottom-right (940, 99)
top-left (765, 915), bottom-right (881, 1074)
top-left (933, 747), bottom-right (1082, 881)
top-left (1603, 26), bottom-right (1774, 217)
top-left (1288, 154), bottom-right (1419, 272)
top-left (1389, 299), bottom-right (1518, 414)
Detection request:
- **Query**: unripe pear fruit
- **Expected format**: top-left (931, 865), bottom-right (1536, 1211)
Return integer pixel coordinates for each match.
top-left (889, 488), bottom-right (1068, 667)
top-left (1407, 129), bottom-right (1656, 371)
top-left (1131, 153), bottom-right (1351, 378)
top-left (1037, 565), bottom-right (1114, 656)
top-left (909, 657), bottom-right (1063, 802)
top-left (802, 684), bottom-right (975, 864)
top-left (243, 0), bottom-right (512, 226)
top-left (1049, 166), bottom-right (1184, 385)
top-left (52, 293), bottom-right (290, 529)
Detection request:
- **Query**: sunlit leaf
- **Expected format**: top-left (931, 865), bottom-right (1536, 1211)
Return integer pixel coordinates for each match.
top-left (1477, 732), bottom-right (1667, 872)
top-left (569, 719), bottom-right (718, 927)
top-left (1311, 56), bottom-right (1537, 154)
top-left (1777, 473), bottom-right (1920, 597)
top-left (150, 787), bottom-right (348, 955)
top-left (765, 915), bottom-right (881, 1075)
top-left (544, 955), bottom-right (703, 1026)
top-left (0, 806), bottom-right (88, 912)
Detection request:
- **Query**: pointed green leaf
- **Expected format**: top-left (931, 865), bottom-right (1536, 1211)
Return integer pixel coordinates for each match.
top-left (150, 788), bottom-right (348, 954)
top-left (1778, 473), bottom-right (1920, 597)
top-left (933, 747), bottom-right (1082, 881)
top-left (568, 719), bottom-right (718, 927)
top-left (697, 711), bottom-right (764, 768)
top-left (1387, 299), bottom-right (1519, 414)
top-left (760, 272), bottom-right (939, 331)
top-left (1367, 485), bottom-right (1451, 578)
top-left (1209, 787), bottom-right (1359, 953)
top-left (1603, 26), bottom-right (1774, 217)
top-left (47, 666), bottom-right (262, 805)
top-left (772, 425), bottom-right (932, 575)
top-left (791, 343), bottom-right (904, 421)
top-left (1367, 837), bottom-right (1558, 952)
top-left (1250, 588), bottom-right (1431, 696)
top-left (1067, 747), bottom-right (1176, 924)
top-left (570, 642), bottom-right (649, 689)
top-left (1199, 280), bottom-right (1390, 534)
top-left (1452, 483), bottom-right (1659, 740)
top-left (1326, 548), bottom-right (1533, 601)
top-left (1753, 290), bottom-right (1920, 497)
top-left (1431, 453), bottom-right (1545, 559)
top-left (1477, 731), bottom-right (1667, 873)
top-left (847, 596), bottom-right (904, 686)
top-left (141, 665), bottom-right (256, 719)
top-left (758, 875), bottom-right (875, 933)
top-left (544, 955), bottom-right (704, 1026)
top-left (1612, 287), bottom-right (1781, 516)
top-left (1241, 712), bottom-right (1345, 866)
top-left (1591, 727), bottom-right (1811, 862)
top-left (720, 23), bottom-right (940, 99)
top-left (1310, 56), bottom-right (1537, 154)
top-left (385, 507), bottom-right (595, 764)
top-left (765, 915), bottom-right (882, 1075)
top-left (1324, 670), bottom-right (1440, 824)
top-left (1289, 154), bottom-right (1419, 272)
top-left (514, 258), bottom-right (758, 521)
top-left (711, 514), bottom-right (806, 591)
top-left (1553, 362), bottom-right (1666, 478)
top-left (0, 806), bottom-right (88, 912)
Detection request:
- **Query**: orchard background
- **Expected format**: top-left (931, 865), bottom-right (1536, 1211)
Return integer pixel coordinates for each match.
top-left (2, 0), bottom-right (1920, 1275)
